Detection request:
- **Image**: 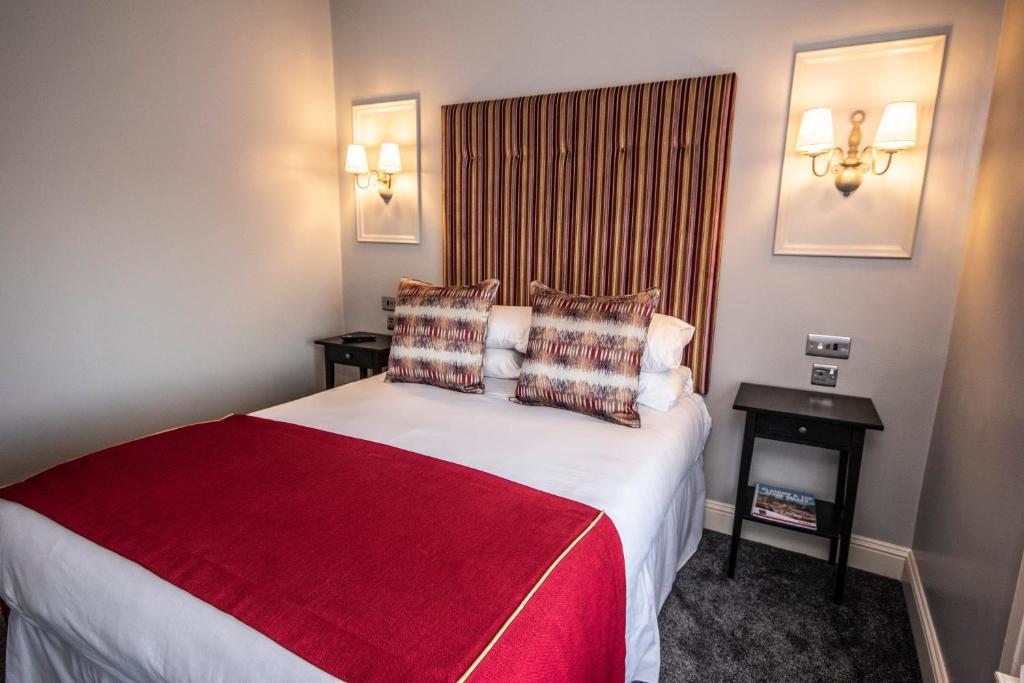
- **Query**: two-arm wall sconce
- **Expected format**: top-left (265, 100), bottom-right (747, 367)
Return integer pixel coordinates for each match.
top-left (345, 142), bottom-right (402, 203)
top-left (796, 102), bottom-right (918, 197)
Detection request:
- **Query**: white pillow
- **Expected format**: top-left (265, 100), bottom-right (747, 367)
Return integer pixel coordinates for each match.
top-left (509, 308), bottom-right (694, 372)
top-left (637, 366), bottom-right (693, 411)
top-left (486, 305), bottom-right (532, 349)
top-left (483, 348), bottom-right (524, 379)
top-left (641, 313), bottom-right (696, 373)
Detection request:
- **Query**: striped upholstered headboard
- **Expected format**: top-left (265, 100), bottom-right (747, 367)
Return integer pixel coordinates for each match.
top-left (441, 74), bottom-right (736, 393)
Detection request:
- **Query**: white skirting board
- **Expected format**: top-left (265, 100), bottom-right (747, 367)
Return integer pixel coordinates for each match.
top-left (902, 550), bottom-right (950, 683)
top-left (703, 498), bottom-right (909, 579)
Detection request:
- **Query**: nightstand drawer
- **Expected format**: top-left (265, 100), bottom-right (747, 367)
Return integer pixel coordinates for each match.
top-left (316, 332), bottom-right (392, 386)
top-left (755, 413), bottom-right (852, 448)
top-left (326, 346), bottom-right (374, 367)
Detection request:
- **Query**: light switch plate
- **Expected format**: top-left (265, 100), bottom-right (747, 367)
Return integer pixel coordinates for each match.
top-left (811, 363), bottom-right (838, 387)
top-left (381, 296), bottom-right (396, 312)
top-left (806, 333), bottom-right (851, 359)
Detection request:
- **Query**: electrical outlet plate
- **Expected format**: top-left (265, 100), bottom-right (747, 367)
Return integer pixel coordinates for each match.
top-left (386, 315), bottom-right (395, 331)
top-left (381, 296), bottom-right (396, 312)
top-left (806, 333), bottom-right (851, 359)
top-left (811, 363), bottom-right (838, 387)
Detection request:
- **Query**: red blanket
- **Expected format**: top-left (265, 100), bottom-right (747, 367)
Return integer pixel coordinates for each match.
top-left (1, 415), bottom-right (625, 682)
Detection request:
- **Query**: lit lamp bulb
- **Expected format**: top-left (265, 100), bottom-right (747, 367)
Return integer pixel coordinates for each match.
top-left (344, 144), bottom-right (369, 175)
top-left (375, 142), bottom-right (401, 203)
top-left (794, 101), bottom-right (918, 197)
top-left (795, 107), bottom-right (836, 156)
top-left (344, 142), bottom-right (402, 203)
top-left (377, 142), bottom-right (402, 174)
top-left (873, 102), bottom-right (918, 152)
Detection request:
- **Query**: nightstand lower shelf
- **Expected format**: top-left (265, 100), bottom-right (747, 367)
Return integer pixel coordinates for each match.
top-left (737, 485), bottom-right (840, 539)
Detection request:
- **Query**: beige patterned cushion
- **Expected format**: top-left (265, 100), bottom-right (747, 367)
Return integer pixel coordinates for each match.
top-left (386, 277), bottom-right (500, 393)
top-left (513, 282), bottom-right (659, 427)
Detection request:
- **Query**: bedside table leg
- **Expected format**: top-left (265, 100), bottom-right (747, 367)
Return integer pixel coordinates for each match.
top-left (325, 360), bottom-right (335, 389)
top-left (834, 438), bottom-right (864, 604)
top-left (829, 449), bottom-right (850, 565)
top-left (359, 367), bottom-right (368, 379)
top-left (727, 412), bottom-right (757, 578)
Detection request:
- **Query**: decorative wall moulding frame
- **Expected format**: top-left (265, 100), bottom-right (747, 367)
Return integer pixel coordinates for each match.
top-left (351, 96), bottom-right (421, 244)
top-left (773, 32), bottom-right (948, 258)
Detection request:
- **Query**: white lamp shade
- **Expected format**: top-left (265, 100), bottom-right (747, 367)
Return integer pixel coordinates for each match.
top-left (795, 107), bottom-right (835, 155)
top-left (344, 144), bottom-right (369, 174)
top-left (377, 142), bottom-right (402, 174)
top-left (874, 101), bottom-right (917, 151)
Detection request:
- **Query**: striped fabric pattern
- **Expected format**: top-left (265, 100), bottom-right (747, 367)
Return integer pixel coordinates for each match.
top-left (514, 282), bottom-right (659, 427)
top-left (386, 277), bottom-right (499, 393)
top-left (441, 74), bottom-right (736, 394)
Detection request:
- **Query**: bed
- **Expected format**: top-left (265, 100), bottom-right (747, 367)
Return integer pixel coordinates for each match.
top-left (0, 375), bottom-right (709, 682)
top-left (1, 74), bottom-right (733, 682)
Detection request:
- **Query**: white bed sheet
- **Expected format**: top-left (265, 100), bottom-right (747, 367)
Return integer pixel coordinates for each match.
top-left (0, 376), bottom-right (710, 682)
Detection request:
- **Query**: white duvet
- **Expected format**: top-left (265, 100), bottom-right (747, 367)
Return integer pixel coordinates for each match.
top-left (0, 376), bottom-right (710, 682)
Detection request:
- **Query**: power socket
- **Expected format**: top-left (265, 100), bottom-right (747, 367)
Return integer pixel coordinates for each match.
top-left (811, 363), bottom-right (838, 387)
top-left (386, 315), bottom-right (395, 331)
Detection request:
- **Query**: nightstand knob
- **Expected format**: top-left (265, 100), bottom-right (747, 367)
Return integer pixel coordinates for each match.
top-left (798, 426), bottom-right (808, 434)
top-left (343, 353), bottom-right (352, 359)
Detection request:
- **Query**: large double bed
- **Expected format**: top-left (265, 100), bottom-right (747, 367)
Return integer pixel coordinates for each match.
top-left (0, 375), bottom-right (710, 681)
top-left (1, 73), bottom-right (733, 682)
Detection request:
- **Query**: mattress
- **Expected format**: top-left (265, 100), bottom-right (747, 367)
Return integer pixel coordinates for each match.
top-left (0, 375), bottom-right (710, 682)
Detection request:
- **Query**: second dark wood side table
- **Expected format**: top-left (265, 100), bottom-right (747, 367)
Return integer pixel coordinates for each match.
top-left (727, 382), bottom-right (884, 604)
top-left (315, 333), bottom-right (392, 388)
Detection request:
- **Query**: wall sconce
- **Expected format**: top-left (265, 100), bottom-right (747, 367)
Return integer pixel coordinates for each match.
top-left (796, 102), bottom-right (918, 197)
top-left (345, 142), bottom-right (402, 203)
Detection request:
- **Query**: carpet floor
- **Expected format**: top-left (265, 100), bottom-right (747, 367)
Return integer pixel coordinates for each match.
top-left (0, 531), bottom-right (920, 682)
top-left (659, 531), bottom-right (921, 682)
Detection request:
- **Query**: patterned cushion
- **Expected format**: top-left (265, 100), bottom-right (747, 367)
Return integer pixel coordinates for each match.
top-left (513, 282), bottom-right (660, 427)
top-left (386, 277), bottom-right (499, 393)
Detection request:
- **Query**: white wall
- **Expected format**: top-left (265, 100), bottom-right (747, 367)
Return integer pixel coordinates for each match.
top-left (0, 1), bottom-right (343, 485)
top-left (913, 0), bottom-right (1024, 678)
top-left (329, 0), bottom-right (1004, 546)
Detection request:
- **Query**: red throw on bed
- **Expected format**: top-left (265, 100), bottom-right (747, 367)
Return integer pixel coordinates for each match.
top-left (0, 415), bottom-right (626, 682)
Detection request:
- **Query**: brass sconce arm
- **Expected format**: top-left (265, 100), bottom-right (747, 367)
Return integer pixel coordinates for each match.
top-left (354, 172), bottom-right (374, 190)
top-left (796, 103), bottom-right (916, 197)
top-left (352, 170), bottom-right (396, 202)
top-left (809, 147), bottom-right (843, 177)
top-left (861, 146), bottom-right (896, 175)
top-left (345, 142), bottom-right (400, 204)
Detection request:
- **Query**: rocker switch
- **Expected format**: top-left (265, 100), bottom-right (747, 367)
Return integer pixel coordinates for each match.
top-left (811, 364), bottom-right (839, 387)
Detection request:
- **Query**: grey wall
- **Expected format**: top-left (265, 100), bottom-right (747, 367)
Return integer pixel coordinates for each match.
top-left (912, 0), bottom-right (1024, 679)
top-left (0, 1), bottom-right (343, 484)
top-left (328, 0), bottom-right (1004, 546)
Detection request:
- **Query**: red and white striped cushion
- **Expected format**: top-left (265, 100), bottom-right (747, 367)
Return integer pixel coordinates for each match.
top-left (513, 282), bottom-right (659, 427)
top-left (386, 277), bottom-right (499, 393)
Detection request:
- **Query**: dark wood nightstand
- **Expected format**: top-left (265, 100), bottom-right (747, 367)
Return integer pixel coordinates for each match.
top-left (727, 382), bottom-right (884, 604)
top-left (315, 333), bottom-right (392, 388)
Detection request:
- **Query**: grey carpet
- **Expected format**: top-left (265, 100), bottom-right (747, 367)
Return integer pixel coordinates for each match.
top-left (0, 531), bottom-right (919, 682)
top-left (659, 531), bottom-right (921, 682)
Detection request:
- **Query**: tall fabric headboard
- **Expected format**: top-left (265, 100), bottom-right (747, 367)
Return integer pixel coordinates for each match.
top-left (441, 74), bottom-right (736, 393)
